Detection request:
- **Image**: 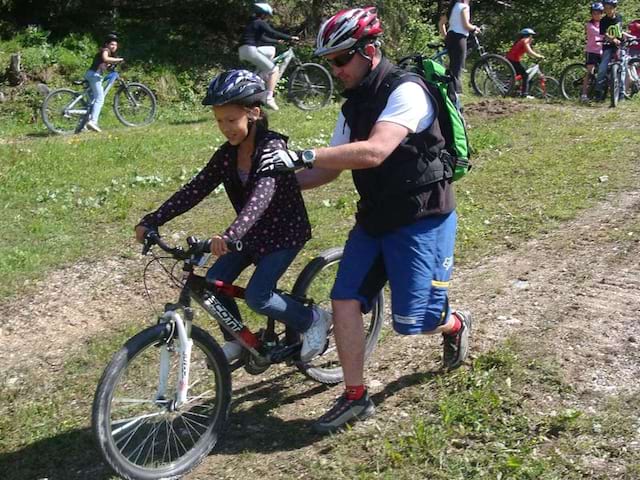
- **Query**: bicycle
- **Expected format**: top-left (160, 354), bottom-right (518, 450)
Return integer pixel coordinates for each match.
top-left (397, 31), bottom-right (481, 68)
top-left (483, 62), bottom-right (560, 100)
top-left (92, 231), bottom-right (384, 480)
top-left (560, 37), bottom-right (640, 105)
top-left (41, 65), bottom-right (157, 135)
top-left (259, 45), bottom-right (334, 111)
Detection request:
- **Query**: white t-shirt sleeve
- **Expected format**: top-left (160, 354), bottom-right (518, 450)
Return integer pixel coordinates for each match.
top-left (377, 81), bottom-right (435, 133)
top-left (328, 81), bottom-right (435, 146)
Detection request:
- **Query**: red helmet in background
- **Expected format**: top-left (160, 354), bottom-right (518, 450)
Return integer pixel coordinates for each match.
top-left (315, 7), bottom-right (383, 57)
top-left (629, 19), bottom-right (640, 37)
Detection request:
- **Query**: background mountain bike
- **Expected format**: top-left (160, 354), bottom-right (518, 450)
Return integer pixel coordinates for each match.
top-left (483, 62), bottom-right (559, 100)
top-left (468, 35), bottom-right (517, 97)
top-left (41, 65), bottom-right (157, 135)
top-left (260, 44), bottom-right (334, 111)
top-left (92, 231), bottom-right (384, 480)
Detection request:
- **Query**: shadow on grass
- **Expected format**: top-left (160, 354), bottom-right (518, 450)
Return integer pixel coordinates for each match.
top-left (0, 427), bottom-right (112, 480)
top-left (168, 117), bottom-right (209, 126)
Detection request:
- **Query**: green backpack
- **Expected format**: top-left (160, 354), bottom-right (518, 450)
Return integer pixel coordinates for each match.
top-left (402, 56), bottom-right (472, 181)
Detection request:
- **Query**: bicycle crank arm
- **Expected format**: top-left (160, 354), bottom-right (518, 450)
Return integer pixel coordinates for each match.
top-left (267, 343), bottom-right (302, 363)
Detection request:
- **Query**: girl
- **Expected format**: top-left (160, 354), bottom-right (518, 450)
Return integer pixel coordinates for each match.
top-left (135, 70), bottom-right (329, 363)
top-left (84, 33), bottom-right (124, 133)
top-left (438, 0), bottom-right (480, 94)
top-left (506, 28), bottom-right (545, 98)
top-left (583, 3), bottom-right (605, 101)
top-left (238, 2), bottom-right (299, 111)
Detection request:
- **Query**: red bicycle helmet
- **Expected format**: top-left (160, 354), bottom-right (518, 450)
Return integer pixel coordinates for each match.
top-left (629, 19), bottom-right (640, 37)
top-left (315, 7), bottom-right (383, 57)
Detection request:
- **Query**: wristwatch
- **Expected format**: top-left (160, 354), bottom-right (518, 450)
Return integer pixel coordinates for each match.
top-left (300, 149), bottom-right (316, 168)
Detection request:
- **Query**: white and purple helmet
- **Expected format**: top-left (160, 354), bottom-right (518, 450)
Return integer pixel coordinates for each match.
top-left (202, 69), bottom-right (267, 106)
top-left (315, 7), bottom-right (383, 57)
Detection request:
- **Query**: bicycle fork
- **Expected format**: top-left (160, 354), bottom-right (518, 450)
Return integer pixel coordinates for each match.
top-left (157, 306), bottom-right (194, 408)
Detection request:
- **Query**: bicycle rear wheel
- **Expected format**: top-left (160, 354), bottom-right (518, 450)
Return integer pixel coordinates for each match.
top-left (610, 63), bottom-right (621, 107)
top-left (287, 63), bottom-right (333, 110)
top-left (470, 54), bottom-right (516, 96)
top-left (559, 63), bottom-right (589, 101)
top-left (92, 323), bottom-right (231, 480)
top-left (625, 58), bottom-right (640, 99)
top-left (113, 83), bottom-right (157, 127)
top-left (292, 247), bottom-right (385, 384)
top-left (41, 88), bottom-right (88, 135)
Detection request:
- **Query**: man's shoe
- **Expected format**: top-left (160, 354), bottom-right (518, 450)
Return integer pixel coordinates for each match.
top-left (86, 121), bottom-right (102, 133)
top-left (442, 310), bottom-right (473, 370)
top-left (300, 307), bottom-right (331, 362)
top-left (222, 341), bottom-right (243, 363)
top-left (312, 391), bottom-right (375, 434)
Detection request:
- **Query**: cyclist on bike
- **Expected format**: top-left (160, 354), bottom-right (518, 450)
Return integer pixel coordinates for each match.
top-left (506, 28), bottom-right (545, 99)
top-left (438, 0), bottom-right (480, 94)
top-left (594, 0), bottom-right (623, 100)
top-left (84, 33), bottom-right (124, 133)
top-left (238, 2), bottom-right (299, 111)
top-left (135, 70), bottom-right (330, 364)
top-left (582, 3), bottom-right (605, 102)
top-left (257, 7), bottom-right (472, 434)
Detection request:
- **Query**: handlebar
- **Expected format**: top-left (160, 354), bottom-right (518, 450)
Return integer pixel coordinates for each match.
top-left (142, 230), bottom-right (243, 259)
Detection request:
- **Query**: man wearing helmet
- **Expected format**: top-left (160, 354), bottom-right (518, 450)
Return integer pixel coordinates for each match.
top-left (238, 3), bottom-right (299, 110)
top-left (595, 0), bottom-right (623, 100)
top-left (258, 7), bottom-right (472, 434)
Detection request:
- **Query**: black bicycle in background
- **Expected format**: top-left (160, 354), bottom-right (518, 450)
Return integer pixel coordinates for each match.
top-left (41, 64), bottom-right (157, 134)
top-left (92, 231), bottom-right (384, 480)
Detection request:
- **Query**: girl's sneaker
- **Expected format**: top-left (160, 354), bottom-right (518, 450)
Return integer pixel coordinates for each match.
top-left (300, 307), bottom-right (331, 362)
top-left (580, 94), bottom-right (589, 102)
top-left (222, 341), bottom-right (243, 363)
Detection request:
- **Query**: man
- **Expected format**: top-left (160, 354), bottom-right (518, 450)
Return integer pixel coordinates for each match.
top-left (258, 7), bottom-right (472, 434)
top-left (595, 0), bottom-right (623, 100)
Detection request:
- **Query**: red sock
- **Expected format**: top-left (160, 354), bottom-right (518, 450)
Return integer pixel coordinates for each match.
top-left (446, 313), bottom-right (462, 336)
top-left (345, 384), bottom-right (366, 401)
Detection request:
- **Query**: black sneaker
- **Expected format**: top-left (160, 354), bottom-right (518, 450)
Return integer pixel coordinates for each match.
top-left (312, 391), bottom-right (375, 434)
top-left (442, 310), bottom-right (473, 370)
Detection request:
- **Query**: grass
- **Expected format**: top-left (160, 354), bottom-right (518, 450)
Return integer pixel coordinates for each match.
top-left (1, 98), bottom-right (640, 479)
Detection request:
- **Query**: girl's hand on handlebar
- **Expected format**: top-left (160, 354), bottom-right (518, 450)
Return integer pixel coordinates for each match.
top-left (210, 235), bottom-right (229, 256)
top-left (135, 225), bottom-right (148, 244)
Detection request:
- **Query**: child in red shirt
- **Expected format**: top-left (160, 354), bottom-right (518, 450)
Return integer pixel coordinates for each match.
top-left (506, 28), bottom-right (545, 97)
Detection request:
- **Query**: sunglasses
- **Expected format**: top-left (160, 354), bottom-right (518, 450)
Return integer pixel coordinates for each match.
top-left (327, 49), bottom-right (358, 67)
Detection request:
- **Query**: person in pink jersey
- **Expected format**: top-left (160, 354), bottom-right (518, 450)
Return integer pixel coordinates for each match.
top-left (582, 3), bottom-right (605, 101)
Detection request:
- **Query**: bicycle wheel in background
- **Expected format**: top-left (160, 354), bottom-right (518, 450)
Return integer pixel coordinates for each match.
top-left (287, 63), bottom-right (334, 110)
top-left (93, 323), bottom-right (231, 480)
top-left (113, 82), bottom-right (157, 127)
top-left (625, 58), bottom-right (640, 99)
top-left (292, 247), bottom-right (385, 384)
top-left (470, 54), bottom-right (516, 96)
top-left (610, 63), bottom-right (621, 107)
top-left (559, 63), bottom-right (589, 100)
top-left (532, 76), bottom-right (560, 100)
top-left (41, 88), bottom-right (88, 135)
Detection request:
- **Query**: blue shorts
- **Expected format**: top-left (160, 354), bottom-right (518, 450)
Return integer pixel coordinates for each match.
top-left (331, 211), bottom-right (457, 335)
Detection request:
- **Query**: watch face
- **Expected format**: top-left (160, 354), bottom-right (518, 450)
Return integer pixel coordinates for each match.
top-left (303, 150), bottom-right (314, 162)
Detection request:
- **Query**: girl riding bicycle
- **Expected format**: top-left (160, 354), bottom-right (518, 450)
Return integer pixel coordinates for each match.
top-left (84, 33), bottom-right (124, 133)
top-left (238, 2), bottom-right (299, 111)
top-left (582, 3), bottom-right (605, 101)
top-left (506, 28), bottom-right (545, 98)
top-left (135, 69), bottom-right (330, 363)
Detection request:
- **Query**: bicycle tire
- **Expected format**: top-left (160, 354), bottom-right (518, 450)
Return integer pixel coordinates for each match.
top-left (41, 88), bottom-right (88, 135)
top-left (92, 323), bottom-right (231, 480)
top-left (610, 63), bottom-right (621, 107)
top-left (625, 58), bottom-right (640, 99)
top-left (470, 54), bottom-right (516, 97)
top-left (287, 63), bottom-right (334, 111)
top-left (113, 82), bottom-right (157, 127)
top-left (532, 76), bottom-right (560, 100)
top-left (292, 247), bottom-right (385, 384)
top-left (559, 63), bottom-right (590, 101)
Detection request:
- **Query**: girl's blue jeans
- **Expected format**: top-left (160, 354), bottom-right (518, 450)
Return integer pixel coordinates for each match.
top-left (206, 247), bottom-right (313, 340)
top-left (85, 70), bottom-right (104, 123)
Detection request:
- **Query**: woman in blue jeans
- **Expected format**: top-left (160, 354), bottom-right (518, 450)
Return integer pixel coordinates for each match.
top-left (84, 33), bottom-right (124, 132)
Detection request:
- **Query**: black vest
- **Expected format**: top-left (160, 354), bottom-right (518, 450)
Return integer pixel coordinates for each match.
top-left (341, 57), bottom-right (454, 236)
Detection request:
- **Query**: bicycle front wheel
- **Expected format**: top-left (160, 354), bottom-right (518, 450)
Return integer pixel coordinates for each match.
top-left (113, 83), bottom-right (157, 127)
top-left (625, 58), bottom-right (640, 99)
top-left (41, 88), bottom-right (88, 135)
top-left (292, 247), bottom-right (385, 384)
top-left (559, 63), bottom-right (589, 101)
top-left (470, 54), bottom-right (516, 97)
top-left (92, 323), bottom-right (231, 480)
top-left (610, 63), bottom-right (621, 107)
top-left (532, 76), bottom-right (560, 100)
top-left (287, 63), bottom-right (334, 110)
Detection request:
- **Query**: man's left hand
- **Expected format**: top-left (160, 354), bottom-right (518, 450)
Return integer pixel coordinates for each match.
top-left (258, 148), bottom-right (313, 173)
